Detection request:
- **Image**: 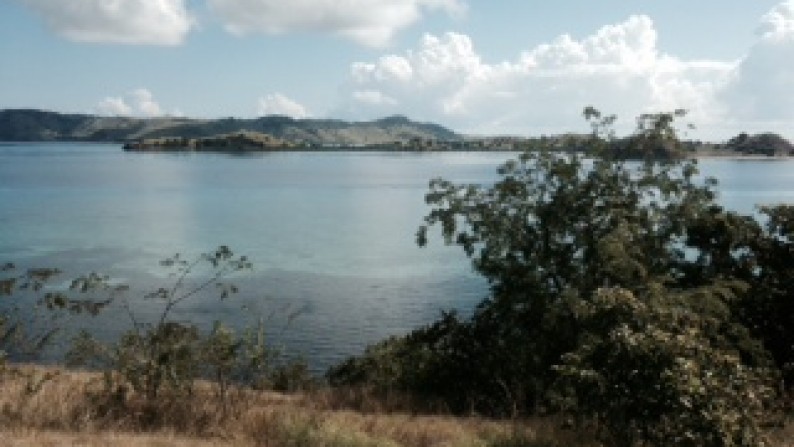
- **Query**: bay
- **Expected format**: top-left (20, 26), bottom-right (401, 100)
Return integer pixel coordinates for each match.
top-left (1, 143), bottom-right (793, 371)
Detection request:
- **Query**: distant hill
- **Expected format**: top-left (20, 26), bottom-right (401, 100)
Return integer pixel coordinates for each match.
top-left (0, 109), bottom-right (460, 145)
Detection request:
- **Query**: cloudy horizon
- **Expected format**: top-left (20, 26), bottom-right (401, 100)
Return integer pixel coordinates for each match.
top-left (2, 0), bottom-right (793, 140)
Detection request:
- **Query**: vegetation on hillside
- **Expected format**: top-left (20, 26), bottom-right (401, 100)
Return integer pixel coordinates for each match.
top-left (0, 109), bottom-right (461, 146)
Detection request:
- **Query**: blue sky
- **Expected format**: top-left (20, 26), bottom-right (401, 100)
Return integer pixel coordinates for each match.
top-left (1, 0), bottom-right (792, 140)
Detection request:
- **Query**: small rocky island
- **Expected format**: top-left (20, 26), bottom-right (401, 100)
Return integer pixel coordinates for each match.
top-left (122, 131), bottom-right (295, 152)
top-left (721, 132), bottom-right (794, 156)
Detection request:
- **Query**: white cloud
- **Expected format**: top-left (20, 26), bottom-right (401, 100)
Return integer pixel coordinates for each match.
top-left (207, 0), bottom-right (465, 47)
top-left (353, 56), bottom-right (414, 83)
top-left (95, 96), bottom-right (133, 116)
top-left (20, 0), bottom-right (192, 45)
top-left (130, 89), bottom-right (163, 116)
top-left (353, 90), bottom-right (398, 106)
top-left (338, 2), bottom-right (794, 140)
top-left (257, 93), bottom-right (310, 118)
top-left (757, 0), bottom-right (794, 39)
top-left (715, 1), bottom-right (794, 135)
top-left (342, 16), bottom-right (734, 136)
top-left (95, 88), bottom-right (167, 117)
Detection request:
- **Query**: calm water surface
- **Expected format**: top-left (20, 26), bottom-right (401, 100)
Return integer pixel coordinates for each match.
top-left (1, 143), bottom-right (793, 370)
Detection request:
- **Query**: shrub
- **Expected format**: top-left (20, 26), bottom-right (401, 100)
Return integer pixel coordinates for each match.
top-left (553, 286), bottom-right (778, 447)
top-left (63, 246), bottom-right (316, 426)
top-left (330, 109), bottom-right (790, 446)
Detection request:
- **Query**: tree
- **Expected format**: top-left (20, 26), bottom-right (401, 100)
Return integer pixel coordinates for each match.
top-left (331, 110), bottom-right (785, 445)
top-left (583, 107), bottom-right (690, 159)
top-left (410, 147), bottom-right (739, 413)
top-left (332, 145), bottom-right (730, 413)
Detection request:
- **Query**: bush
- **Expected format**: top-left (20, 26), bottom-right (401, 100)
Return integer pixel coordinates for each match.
top-left (406, 148), bottom-right (721, 413)
top-left (64, 246), bottom-right (312, 423)
top-left (553, 286), bottom-right (778, 447)
top-left (330, 109), bottom-right (790, 445)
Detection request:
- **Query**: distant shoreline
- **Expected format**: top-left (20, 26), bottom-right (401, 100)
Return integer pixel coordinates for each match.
top-left (692, 153), bottom-right (793, 160)
top-left (1, 140), bottom-right (792, 159)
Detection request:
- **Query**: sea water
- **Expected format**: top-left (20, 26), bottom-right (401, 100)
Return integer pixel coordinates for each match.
top-left (1, 143), bottom-right (792, 370)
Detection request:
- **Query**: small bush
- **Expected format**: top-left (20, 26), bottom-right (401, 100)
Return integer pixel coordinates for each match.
top-left (65, 246), bottom-right (311, 423)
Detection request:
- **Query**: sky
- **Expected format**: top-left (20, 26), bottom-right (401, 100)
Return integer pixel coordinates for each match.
top-left (1, 0), bottom-right (793, 140)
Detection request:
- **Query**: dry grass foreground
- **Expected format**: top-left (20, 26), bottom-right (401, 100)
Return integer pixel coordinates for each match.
top-left (0, 365), bottom-right (593, 447)
top-left (2, 366), bottom-right (792, 447)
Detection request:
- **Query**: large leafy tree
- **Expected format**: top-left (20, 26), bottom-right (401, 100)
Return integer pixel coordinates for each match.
top-left (330, 109), bottom-right (788, 446)
top-left (410, 149), bottom-right (737, 412)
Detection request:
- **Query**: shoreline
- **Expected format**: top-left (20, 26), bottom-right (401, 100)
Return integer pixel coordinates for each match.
top-left (691, 153), bottom-right (794, 160)
top-left (2, 140), bottom-right (793, 159)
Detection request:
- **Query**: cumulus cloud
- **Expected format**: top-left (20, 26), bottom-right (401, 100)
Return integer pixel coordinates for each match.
top-left (342, 16), bottom-right (733, 136)
top-left (757, 0), bottom-right (794, 39)
top-left (19, 0), bottom-right (192, 45)
top-left (717, 0), bottom-right (794, 135)
top-left (352, 90), bottom-right (399, 106)
top-left (95, 97), bottom-right (133, 116)
top-left (207, 0), bottom-right (465, 47)
top-left (339, 1), bottom-right (794, 139)
top-left (95, 88), bottom-right (167, 117)
top-left (257, 93), bottom-right (310, 118)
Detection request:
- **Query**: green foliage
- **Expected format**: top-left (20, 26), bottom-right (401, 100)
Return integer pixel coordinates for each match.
top-left (1, 265), bottom-right (117, 365)
top-left (67, 247), bottom-right (253, 402)
top-left (201, 318), bottom-right (315, 395)
top-left (0, 264), bottom-right (121, 409)
top-left (329, 313), bottom-right (458, 396)
top-left (332, 109), bottom-right (792, 446)
top-left (724, 132), bottom-right (794, 156)
top-left (584, 107), bottom-right (691, 160)
top-left (2, 245), bottom-right (313, 428)
top-left (681, 203), bottom-right (794, 388)
top-left (553, 287), bottom-right (777, 447)
top-left (582, 106), bottom-right (616, 155)
top-left (735, 205), bottom-right (794, 386)
top-left (411, 148), bottom-right (720, 413)
top-left (65, 246), bottom-right (313, 420)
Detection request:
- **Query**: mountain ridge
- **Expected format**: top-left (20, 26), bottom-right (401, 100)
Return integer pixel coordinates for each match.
top-left (0, 109), bottom-right (460, 145)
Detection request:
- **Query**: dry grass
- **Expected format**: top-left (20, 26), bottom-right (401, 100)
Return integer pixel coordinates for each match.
top-left (2, 365), bottom-right (791, 447)
top-left (0, 365), bottom-right (581, 447)
top-left (1, 430), bottom-right (233, 447)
